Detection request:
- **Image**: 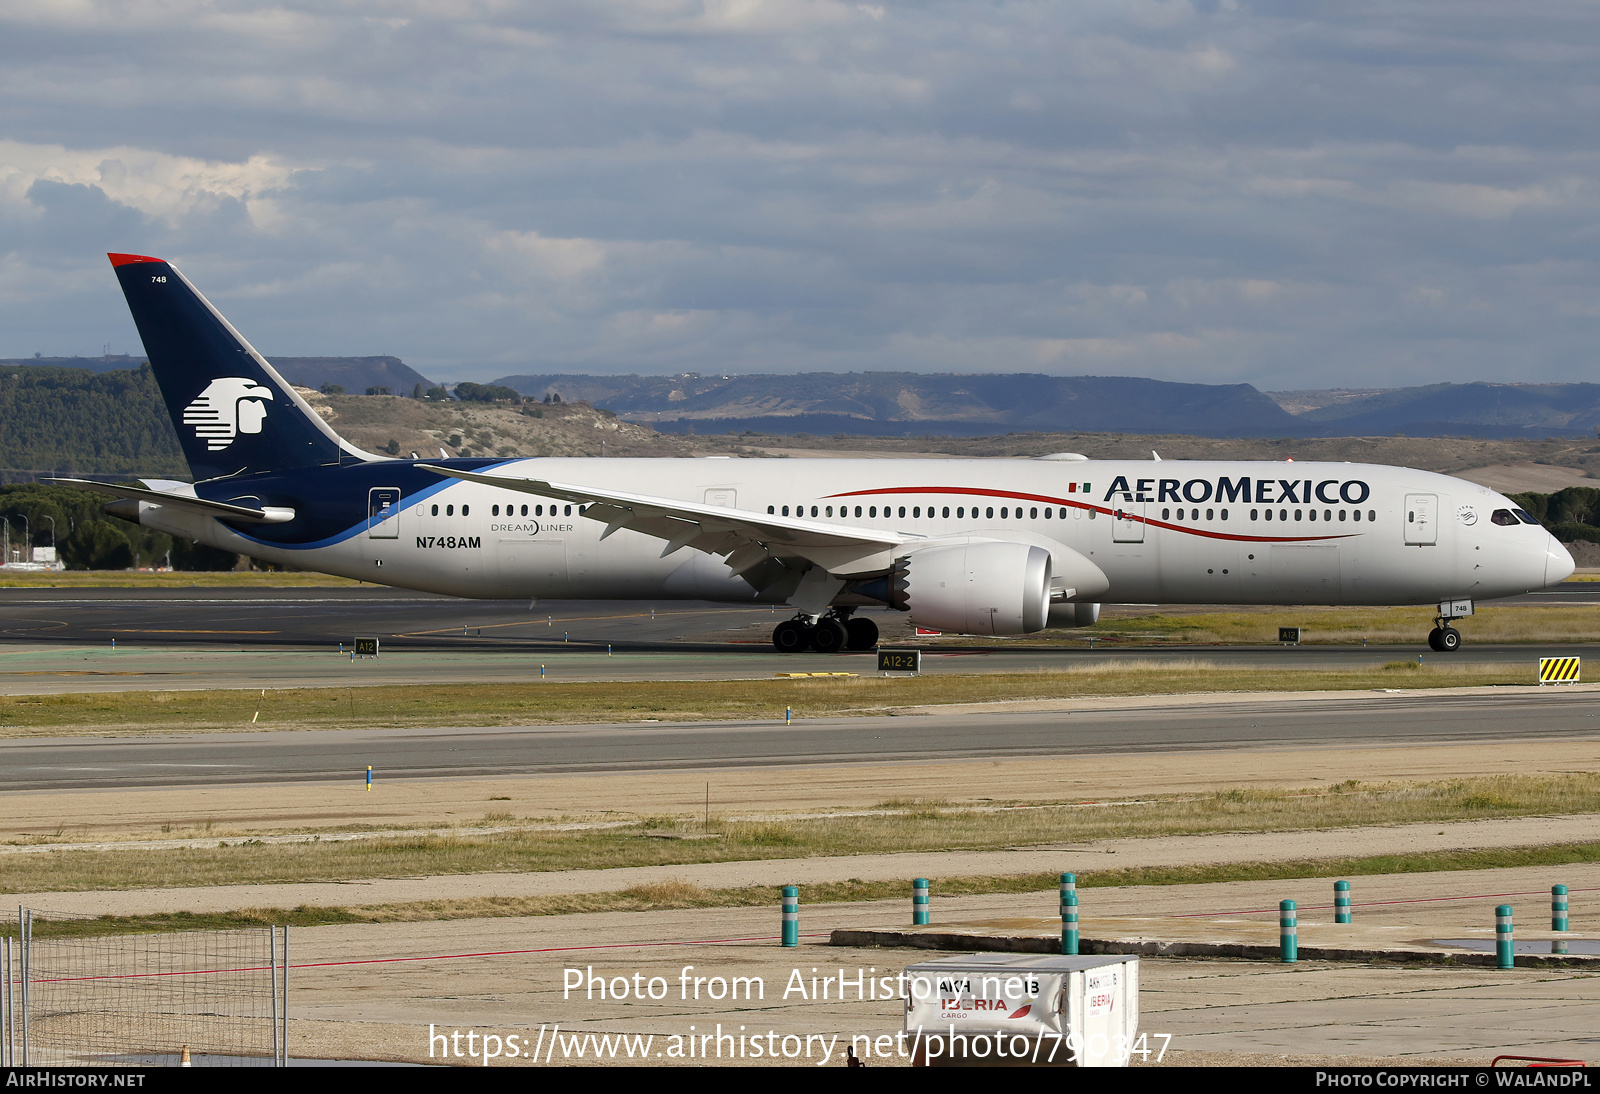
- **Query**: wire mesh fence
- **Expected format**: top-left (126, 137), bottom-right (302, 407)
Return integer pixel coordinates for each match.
top-left (3, 908), bottom-right (287, 1067)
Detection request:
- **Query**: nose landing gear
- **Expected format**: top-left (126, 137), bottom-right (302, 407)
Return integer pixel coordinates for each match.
top-left (1426, 618), bottom-right (1463, 652)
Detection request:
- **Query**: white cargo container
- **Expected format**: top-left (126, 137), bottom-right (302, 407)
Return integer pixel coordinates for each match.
top-left (904, 953), bottom-right (1139, 1067)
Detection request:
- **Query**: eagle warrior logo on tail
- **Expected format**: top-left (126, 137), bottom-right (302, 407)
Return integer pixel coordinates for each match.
top-left (182, 377), bottom-right (274, 451)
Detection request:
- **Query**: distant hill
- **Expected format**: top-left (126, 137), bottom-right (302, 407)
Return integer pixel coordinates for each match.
top-left (492, 372), bottom-right (1303, 438)
top-left (1269, 382), bottom-right (1600, 439)
top-left (496, 372), bottom-right (1600, 439)
top-left (265, 356), bottom-right (438, 394)
top-left (0, 355), bottom-right (438, 395)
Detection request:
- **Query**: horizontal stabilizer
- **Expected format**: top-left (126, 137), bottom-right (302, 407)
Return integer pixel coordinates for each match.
top-left (49, 477), bottom-right (296, 524)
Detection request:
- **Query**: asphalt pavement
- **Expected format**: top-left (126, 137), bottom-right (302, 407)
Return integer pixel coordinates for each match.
top-left (3, 688), bottom-right (1597, 792)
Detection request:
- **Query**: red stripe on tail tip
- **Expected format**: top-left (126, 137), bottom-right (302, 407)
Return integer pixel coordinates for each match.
top-left (107, 252), bottom-right (166, 267)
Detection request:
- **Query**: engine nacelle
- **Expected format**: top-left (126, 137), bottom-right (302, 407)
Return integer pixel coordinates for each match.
top-left (1048, 602), bottom-right (1100, 628)
top-left (899, 541), bottom-right (1053, 636)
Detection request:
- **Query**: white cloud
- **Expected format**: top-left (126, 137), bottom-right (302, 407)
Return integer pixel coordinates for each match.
top-left (0, 140), bottom-right (301, 227)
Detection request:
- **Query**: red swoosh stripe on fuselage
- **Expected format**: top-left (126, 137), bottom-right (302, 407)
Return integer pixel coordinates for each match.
top-left (823, 485), bottom-right (1358, 545)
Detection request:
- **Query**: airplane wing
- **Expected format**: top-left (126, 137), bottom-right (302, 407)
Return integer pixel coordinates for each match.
top-left (48, 477), bottom-right (296, 524)
top-left (416, 465), bottom-right (905, 578)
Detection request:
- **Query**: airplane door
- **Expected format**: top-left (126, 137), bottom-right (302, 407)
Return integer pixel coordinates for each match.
top-left (1404, 494), bottom-right (1438, 545)
top-left (1112, 501), bottom-right (1145, 543)
top-left (368, 487), bottom-right (401, 539)
top-left (704, 488), bottom-right (737, 508)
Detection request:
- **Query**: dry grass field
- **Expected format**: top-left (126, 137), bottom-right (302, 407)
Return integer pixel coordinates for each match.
top-left (0, 661), bottom-right (1541, 736)
top-left (7, 772), bottom-right (1596, 899)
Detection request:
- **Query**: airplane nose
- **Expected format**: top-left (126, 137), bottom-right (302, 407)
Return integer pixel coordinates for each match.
top-left (1546, 536), bottom-right (1576, 586)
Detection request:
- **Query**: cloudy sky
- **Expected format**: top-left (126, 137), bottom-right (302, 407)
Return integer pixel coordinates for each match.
top-left (2, 1), bottom-right (1597, 389)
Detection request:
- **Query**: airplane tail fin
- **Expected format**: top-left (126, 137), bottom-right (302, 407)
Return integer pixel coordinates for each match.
top-left (108, 253), bottom-right (373, 482)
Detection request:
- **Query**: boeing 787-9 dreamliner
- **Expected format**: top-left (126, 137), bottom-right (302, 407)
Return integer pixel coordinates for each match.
top-left (63, 253), bottom-right (1575, 654)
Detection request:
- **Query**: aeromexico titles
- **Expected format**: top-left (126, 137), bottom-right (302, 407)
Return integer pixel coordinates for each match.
top-left (66, 253), bottom-right (1573, 655)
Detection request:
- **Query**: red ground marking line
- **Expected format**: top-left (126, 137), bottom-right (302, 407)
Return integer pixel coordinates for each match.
top-left (23, 931), bottom-right (830, 985)
top-left (1170, 886), bottom-right (1600, 919)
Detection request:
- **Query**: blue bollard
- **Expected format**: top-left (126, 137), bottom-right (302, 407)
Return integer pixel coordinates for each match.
top-left (1280, 900), bottom-right (1297, 963)
top-left (1060, 873), bottom-right (1078, 955)
top-left (1334, 880), bottom-right (1351, 924)
top-left (913, 878), bottom-right (929, 926)
top-left (1553, 885), bottom-right (1569, 932)
top-left (781, 886), bottom-right (799, 947)
top-left (1496, 904), bottom-right (1514, 969)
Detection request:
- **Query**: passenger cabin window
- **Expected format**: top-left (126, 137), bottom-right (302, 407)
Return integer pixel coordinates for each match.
top-left (521, 505), bottom-right (528, 516)
top-left (431, 504), bottom-right (439, 516)
top-left (462, 505), bottom-right (469, 516)
top-left (446, 504), bottom-right (454, 516)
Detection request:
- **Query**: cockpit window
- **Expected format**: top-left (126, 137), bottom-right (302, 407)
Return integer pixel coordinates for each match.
top-left (1514, 509), bottom-right (1540, 525)
top-left (1490, 509), bottom-right (1520, 526)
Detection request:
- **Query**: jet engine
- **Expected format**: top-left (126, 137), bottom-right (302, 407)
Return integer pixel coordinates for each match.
top-left (897, 541), bottom-right (1053, 636)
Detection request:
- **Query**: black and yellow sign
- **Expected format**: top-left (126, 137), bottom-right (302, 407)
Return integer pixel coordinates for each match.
top-left (1539, 656), bottom-right (1580, 683)
top-left (877, 648), bottom-right (921, 674)
top-left (354, 636), bottom-right (380, 658)
top-left (1278, 627), bottom-right (1301, 645)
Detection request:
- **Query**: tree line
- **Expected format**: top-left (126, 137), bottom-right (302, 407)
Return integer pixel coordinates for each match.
top-left (0, 484), bottom-right (239, 570)
top-left (1509, 487), bottom-right (1600, 544)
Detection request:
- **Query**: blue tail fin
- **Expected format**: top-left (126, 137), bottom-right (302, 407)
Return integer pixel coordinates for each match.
top-left (109, 253), bottom-right (372, 482)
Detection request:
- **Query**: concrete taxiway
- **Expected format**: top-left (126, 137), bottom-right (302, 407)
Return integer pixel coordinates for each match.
top-left (3, 686), bottom-right (1599, 792)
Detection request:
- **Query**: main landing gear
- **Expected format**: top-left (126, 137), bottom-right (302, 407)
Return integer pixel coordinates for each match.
top-left (772, 609), bottom-right (879, 653)
top-left (1426, 618), bottom-right (1463, 653)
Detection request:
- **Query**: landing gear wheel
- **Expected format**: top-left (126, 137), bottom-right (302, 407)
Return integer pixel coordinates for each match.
top-left (773, 619), bottom-right (814, 653)
top-left (845, 616), bottom-right (879, 651)
top-left (810, 617), bottom-right (848, 654)
top-left (1426, 627), bottom-right (1444, 652)
top-left (1439, 626), bottom-right (1461, 652)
